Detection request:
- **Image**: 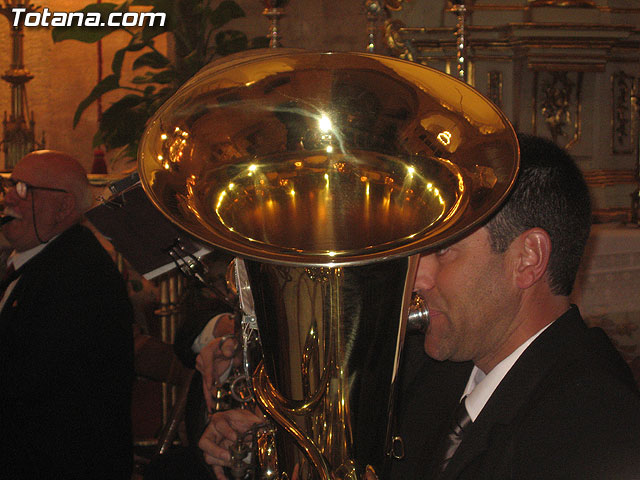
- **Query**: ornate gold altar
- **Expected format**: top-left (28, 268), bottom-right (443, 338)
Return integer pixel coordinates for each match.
top-left (382, 0), bottom-right (640, 223)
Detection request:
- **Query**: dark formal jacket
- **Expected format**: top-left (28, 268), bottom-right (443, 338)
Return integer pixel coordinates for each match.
top-left (432, 306), bottom-right (640, 480)
top-left (173, 285), bottom-right (231, 370)
top-left (386, 332), bottom-right (472, 479)
top-left (0, 224), bottom-right (135, 479)
top-left (173, 285), bottom-right (232, 446)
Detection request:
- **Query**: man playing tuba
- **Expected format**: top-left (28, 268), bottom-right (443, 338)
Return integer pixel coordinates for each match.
top-left (194, 134), bottom-right (640, 480)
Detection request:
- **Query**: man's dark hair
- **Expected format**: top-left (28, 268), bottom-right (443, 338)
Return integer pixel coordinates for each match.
top-left (486, 134), bottom-right (591, 296)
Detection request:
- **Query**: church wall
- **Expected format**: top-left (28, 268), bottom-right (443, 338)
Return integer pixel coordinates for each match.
top-left (1, 1), bottom-right (639, 221)
top-left (0, 0), bottom-right (367, 172)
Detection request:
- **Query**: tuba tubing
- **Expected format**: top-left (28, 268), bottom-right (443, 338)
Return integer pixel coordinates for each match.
top-left (243, 256), bottom-right (420, 478)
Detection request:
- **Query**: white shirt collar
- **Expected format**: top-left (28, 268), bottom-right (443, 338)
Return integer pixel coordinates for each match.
top-left (8, 242), bottom-right (51, 270)
top-left (462, 321), bottom-right (554, 421)
top-left (1, 240), bottom-right (55, 312)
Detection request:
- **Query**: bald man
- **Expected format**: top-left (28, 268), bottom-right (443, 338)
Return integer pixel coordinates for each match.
top-left (0, 151), bottom-right (134, 479)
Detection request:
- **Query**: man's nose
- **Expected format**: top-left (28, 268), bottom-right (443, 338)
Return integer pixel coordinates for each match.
top-left (414, 254), bottom-right (437, 291)
top-left (2, 187), bottom-right (19, 205)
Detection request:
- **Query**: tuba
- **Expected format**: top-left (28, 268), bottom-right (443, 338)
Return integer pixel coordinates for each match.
top-left (138, 49), bottom-right (519, 479)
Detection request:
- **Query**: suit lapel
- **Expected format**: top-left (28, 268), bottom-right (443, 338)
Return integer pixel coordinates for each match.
top-left (401, 346), bottom-right (430, 391)
top-left (0, 260), bottom-right (31, 327)
top-left (438, 307), bottom-right (586, 480)
top-left (0, 226), bottom-right (82, 331)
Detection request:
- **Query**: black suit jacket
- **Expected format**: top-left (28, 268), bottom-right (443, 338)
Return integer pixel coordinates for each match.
top-left (389, 334), bottom-right (473, 480)
top-left (173, 285), bottom-right (233, 446)
top-left (436, 306), bottom-right (640, 480)
top-left (0, 224), bottom-right (135, 479)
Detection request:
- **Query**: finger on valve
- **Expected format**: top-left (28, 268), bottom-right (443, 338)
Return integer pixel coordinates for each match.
top-left (200, 408), bottom-right (264, 479)
top-left (213, 465), bottom-right (229, 480)
top-left (199, 415), bottom-right (232, 466)
top-left (201, 409), bottom-right (263, 455)
top-left (197, 335), bottom-right (240, 412)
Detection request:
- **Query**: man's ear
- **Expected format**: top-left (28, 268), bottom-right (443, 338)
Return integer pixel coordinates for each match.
top-left (512, 228), bottom-right (551, 290)
top-left (55, 193), bottom-right (77, 224)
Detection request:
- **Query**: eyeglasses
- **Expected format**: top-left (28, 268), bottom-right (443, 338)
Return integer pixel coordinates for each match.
top-left (0, 177), bottom-right (68, 200)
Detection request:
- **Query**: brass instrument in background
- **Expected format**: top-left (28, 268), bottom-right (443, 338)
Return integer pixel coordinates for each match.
top-left (138, 49), bottom-right (519, 479)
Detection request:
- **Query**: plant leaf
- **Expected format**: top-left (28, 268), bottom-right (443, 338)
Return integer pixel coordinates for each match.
top-left (51, 3), bottom-right (121, 44)
top-left (150, 86), bottom-right (176, 111)
top-left (132, 70), bottom-right (177, 84)
top-left (127, 40), bottom-right (147, 52)
top-left (111, 47), bottom-right (128, 76)
top-left (74, 0), bottom-right (257, 161)
top-left (113, 143), bottom-right (140, 165)
top-left (249, 35), bottom-right (270, 50)
top-left (174, 50), bottom-right (203, 82)
top-left (73, 74), bottom-right (121, 127)
top-left (99, 95), bottom-right (149, 149)
top-left (208, 0), bottom-right (245, 31)
top-left (139, 0), bottom-right (174, 42)
top-left (132, 51), bottom-right (170, 70)
top-left (92, 129), bottom-right (104, 148)
top-left (214, 30), bottom-right (248, 56)
top-left (141, 23), bottom-right (169, 44)
top-left (143, 85), bottom-right (157, 96)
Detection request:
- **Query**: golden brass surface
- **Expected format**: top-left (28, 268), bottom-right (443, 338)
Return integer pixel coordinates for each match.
top-left (248, 258), bottom-right (420, 480)
top-left (138, 49), bottom-right (519, 479)
top-left (138, 49), bottom-right (519, 267)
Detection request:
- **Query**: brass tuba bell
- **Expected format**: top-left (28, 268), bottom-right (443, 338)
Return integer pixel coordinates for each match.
top-left (138, 49), bottom-right (519, 479)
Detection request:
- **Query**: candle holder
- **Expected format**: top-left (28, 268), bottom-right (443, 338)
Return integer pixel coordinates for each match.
top-left (364, 0), bottom-right (382, 53)
top-left (0, 1), bottom-right (44, 170)
top-left (261, 0), bottom-right (289, 48)
top-left (528, 1), bottom-right (596, 7)
top-left (448, 0), bottom-right (469, 83)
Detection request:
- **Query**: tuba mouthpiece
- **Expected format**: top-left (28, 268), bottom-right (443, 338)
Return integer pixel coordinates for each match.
top-left (408, 292), bottom-right (430, 334)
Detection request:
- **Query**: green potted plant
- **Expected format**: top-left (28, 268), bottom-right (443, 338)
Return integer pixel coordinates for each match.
top-left (52, 0), bottom-right (268, 166)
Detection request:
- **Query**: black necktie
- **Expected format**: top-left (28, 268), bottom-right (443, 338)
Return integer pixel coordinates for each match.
top-left (0, 263), bottom-right (19, 300)
top-left (436, 397), bottom-right (472, 474)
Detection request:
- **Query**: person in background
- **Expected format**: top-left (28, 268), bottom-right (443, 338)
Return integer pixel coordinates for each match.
top-left (0, 150), bottom-right (135, 479)
top-left (143, 271), bottom-right (238, 480)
